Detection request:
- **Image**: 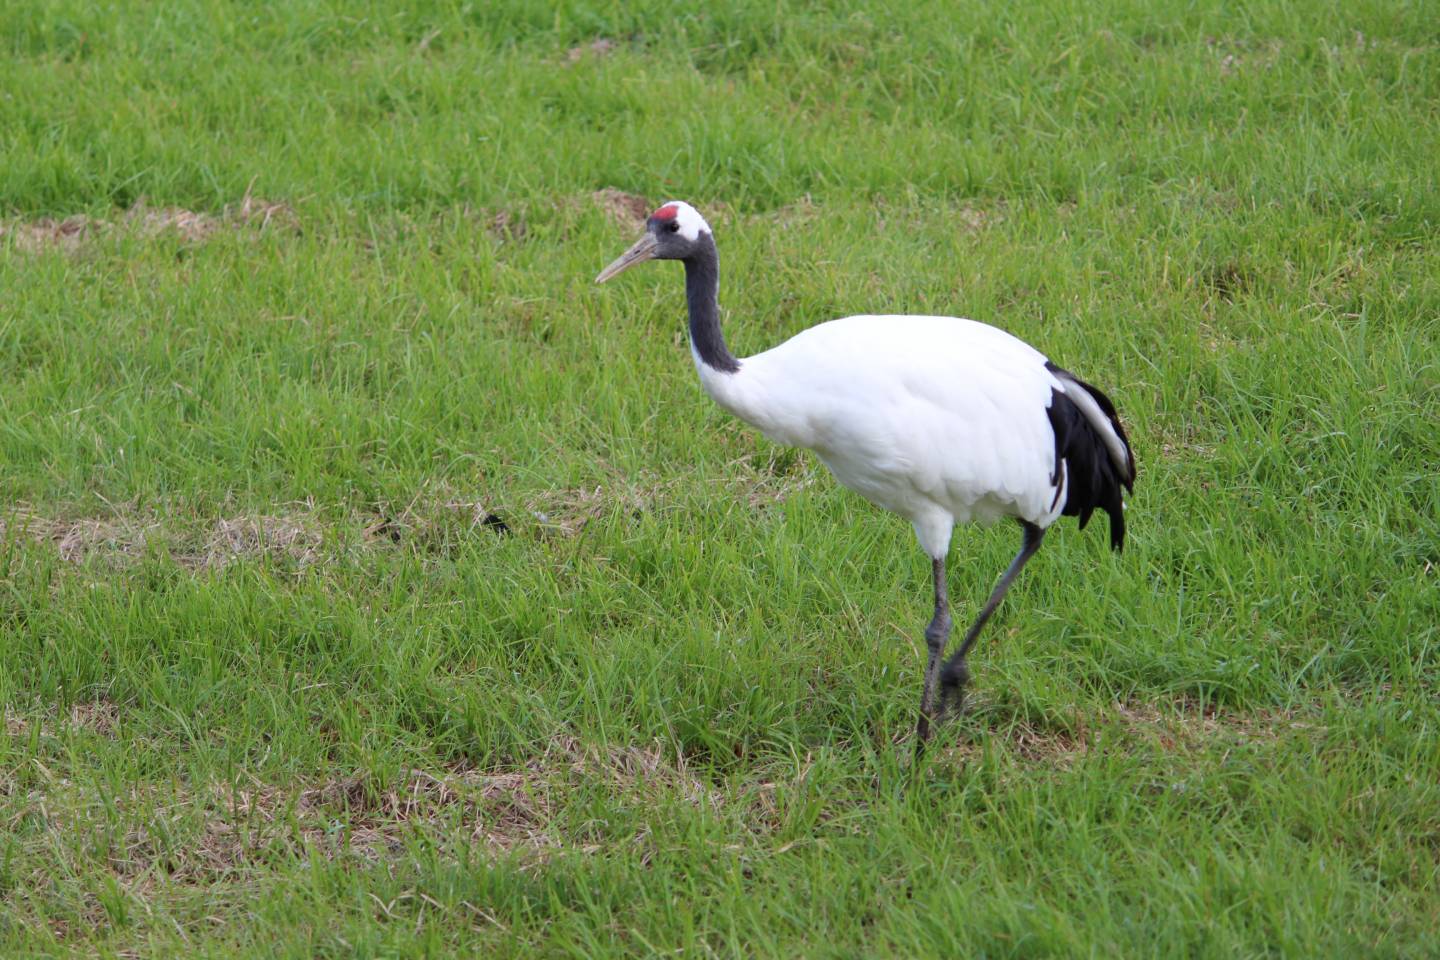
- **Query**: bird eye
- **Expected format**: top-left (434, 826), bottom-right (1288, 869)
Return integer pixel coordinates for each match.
top-left (666, 221), bottom-right (680, 233)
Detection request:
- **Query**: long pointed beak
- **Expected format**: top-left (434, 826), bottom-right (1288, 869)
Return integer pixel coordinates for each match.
top-left (595, 233), bottom-right (658, 284)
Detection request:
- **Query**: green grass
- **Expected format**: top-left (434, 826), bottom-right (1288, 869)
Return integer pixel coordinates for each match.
top-left (1, 0), bottom-right (1438, 955)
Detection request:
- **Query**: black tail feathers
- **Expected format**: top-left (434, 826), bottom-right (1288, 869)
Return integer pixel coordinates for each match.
top-left (1044, 363), bottom-right (1135, 552)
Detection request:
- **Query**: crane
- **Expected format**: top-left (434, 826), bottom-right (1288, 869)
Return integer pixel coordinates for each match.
top-left (596, 201), bottom-right (1136, 748)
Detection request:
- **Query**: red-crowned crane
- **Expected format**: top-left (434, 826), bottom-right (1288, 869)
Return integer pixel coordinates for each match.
top-left (596, 201), bottom-right (1136, 748)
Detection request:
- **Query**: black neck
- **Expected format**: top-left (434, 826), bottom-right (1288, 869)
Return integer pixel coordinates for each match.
top-left (683, 235), bottom-right (739, 374)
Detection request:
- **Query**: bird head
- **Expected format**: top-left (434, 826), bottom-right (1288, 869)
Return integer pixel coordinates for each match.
top-left (596, 201), bottom-right (712, 283)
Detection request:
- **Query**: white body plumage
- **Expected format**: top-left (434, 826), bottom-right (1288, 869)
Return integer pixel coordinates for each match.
top-left (696, 315), bottom-right (1076, 559)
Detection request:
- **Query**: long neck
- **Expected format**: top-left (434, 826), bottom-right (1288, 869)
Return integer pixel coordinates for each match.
top-left (683, 236), bottom-right (739, 374)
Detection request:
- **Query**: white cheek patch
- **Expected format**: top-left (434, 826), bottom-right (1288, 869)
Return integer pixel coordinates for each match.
top-left (660, 200), bottom-right (710, 242)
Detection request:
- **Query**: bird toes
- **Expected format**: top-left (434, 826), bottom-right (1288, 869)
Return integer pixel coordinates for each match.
top-left (938, 659), bottom-right (970, 717)
top-left (940, 658), bottom-right (969, 691)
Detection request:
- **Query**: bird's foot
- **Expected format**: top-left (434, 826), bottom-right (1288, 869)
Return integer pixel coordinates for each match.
top-left (938, 658), bottom-right (970, 718)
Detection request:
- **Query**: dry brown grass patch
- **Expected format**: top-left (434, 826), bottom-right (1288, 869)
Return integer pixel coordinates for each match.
top-left (1, 193), bottom-right (299, 253)
top-left (14, 736), bottom-right (721, 892)
top-left (0, 509), bottom-right (161, 565)
top-left (592, 188), bottom-right (653, 226)
top-left (939, 718), bottom-right (1092, 769)
top-left (67, 701), bottom-right (121, 737)
top-left (1, 505), bottom-right (324, 570)
top-left (185, 514), bottom-right (324, 570)
top-left (725, 451), bottom-right (817, 510)
top-left (937, 698), bottom-right (1318, 768)
top-left (1205, 36), bottom-right (1284, 76)
top-left (363, 488), bottom-right (511, 550)
top-left (566, 38), bottom-right (618, 63)
top-left (528, 473), bottom-right (679, 537)
top-left (2, 492), bottom-right (523, 570)
top-left (122, 202), bottom-right (220, 243)
top-left (229, 189), bottom-right (299, 230)
top-left (529, 485), bottom-right (607, 537)
top-left (487, 207), bottom-right (528, 242)
top-left (1109, 699), bottom-right (1320, 749)
top-left (771, 196), bottom-right (822, 228)
top-left (0, 215), bottom-right (99, 252)
top-left (204, 767), bottom-right (556, 867)
top-left (3, 699), bottom-right (121, 739)
top-left (954, 203), bottom-right (1005, 232)
top-left (567, 736), bottom-right (722, 811)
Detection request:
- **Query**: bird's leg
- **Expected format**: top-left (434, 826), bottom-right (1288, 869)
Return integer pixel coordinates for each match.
top-left (938, 521), bottom-right (1045, 717)
top-left (914, 556), bottom-right (952, 751)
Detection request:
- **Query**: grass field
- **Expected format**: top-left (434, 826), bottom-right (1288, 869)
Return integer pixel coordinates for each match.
top-left (2, 0), bottom-right (1438, 955)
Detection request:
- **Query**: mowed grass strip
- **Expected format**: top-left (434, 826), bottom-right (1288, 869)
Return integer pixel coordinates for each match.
top-left (1, 0), bottom-right (1438, 955)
